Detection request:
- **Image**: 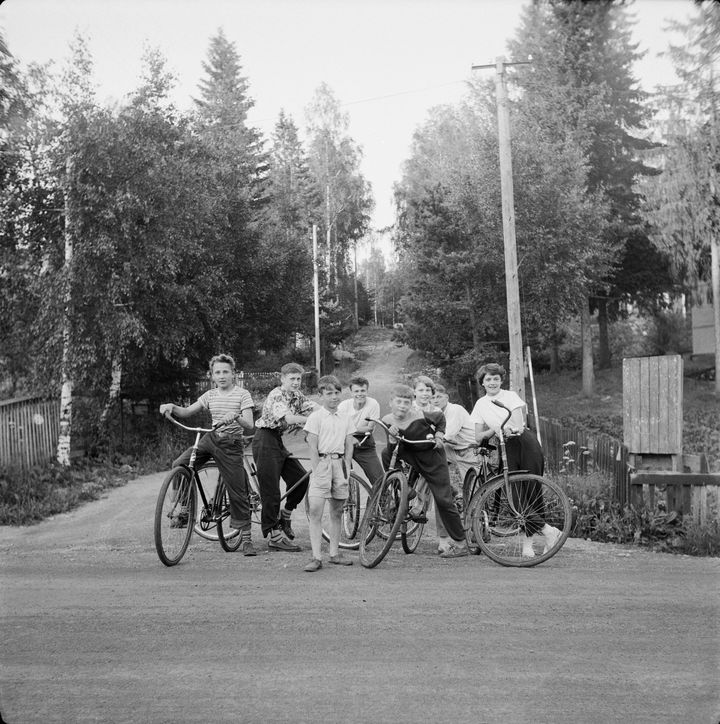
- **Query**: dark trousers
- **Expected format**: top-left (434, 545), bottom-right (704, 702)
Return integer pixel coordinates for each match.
top-left (381, 444), bottom-right (466, 542)
top-left (173, 432), bottom-right (251, 529)
top-left (252, 428), bottom-right (309, 538)
top-left (352, 442), bottom-right (385, 488)
top-left (504, 430), bottom-right (546, 535)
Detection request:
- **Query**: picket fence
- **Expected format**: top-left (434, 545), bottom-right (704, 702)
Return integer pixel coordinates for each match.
top-left (0, 396), bottom-right (60, 469)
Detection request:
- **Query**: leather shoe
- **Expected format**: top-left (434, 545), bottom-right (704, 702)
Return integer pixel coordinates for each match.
top-left (304, 558), bottom-right (322, 572)
top-left (329, 554), bottom-right (353, 566)
top-left (268, 536), bottom-right (302, 552)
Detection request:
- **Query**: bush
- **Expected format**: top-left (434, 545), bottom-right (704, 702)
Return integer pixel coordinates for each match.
top-left (555, 471), bottom-right (720, 556)
top-left (0, 461), bottom-right (132, 526)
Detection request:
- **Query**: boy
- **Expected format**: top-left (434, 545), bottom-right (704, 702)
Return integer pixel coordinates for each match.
top-left (382, 384), bottom-right (469, 558)
top-left (337, 376), bottom-right (385, 488)
top-left (159, 354), bottom-right (257, 555)
top-left (252, 362), bottom-right (318, 551)
top-left (303, 375), bottom-right (356, 572)
top-left (432, 383), bottom-right (478, 554)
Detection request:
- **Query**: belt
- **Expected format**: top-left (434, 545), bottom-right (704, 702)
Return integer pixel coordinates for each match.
top-left (318, 453), bottom-right (343, 459)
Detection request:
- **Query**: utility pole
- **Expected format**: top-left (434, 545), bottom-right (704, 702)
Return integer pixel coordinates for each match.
top-left (312, 225), bottom-right (321, 375)
top-left (472, 56), bottom-right (530, 401)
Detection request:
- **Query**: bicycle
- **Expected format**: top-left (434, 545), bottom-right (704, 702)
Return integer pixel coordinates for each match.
top-left (237, 434), bottom-right (373, 550)
top-left (155, 414), bottom-right (248, 566)
top-left (464, 400), bottom-right (572, 567)
top-left (357, 420), bottom-right (439, 568)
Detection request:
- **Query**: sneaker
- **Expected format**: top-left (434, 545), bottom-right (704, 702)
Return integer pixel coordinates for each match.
top-left (268, 536), bottom-right (302, 552)
top-left (542, 525), bottom-right (562, 554)
top-left (437, 536), bottom-right (452, 555)
top-left (329, 553), bottom-right (353, 566)
top-left (304, 558), bottom-right (322, 572)
top-left (521, 534), bottom-right (536, 558)
top-left (240, 540), bottom-right (257, 557)
top-left (170, 508), bottom-right (189, 528)
top-left (278, 515), bottom-right (295, 540)
top-left (439, 543), bottom-right (469, 559)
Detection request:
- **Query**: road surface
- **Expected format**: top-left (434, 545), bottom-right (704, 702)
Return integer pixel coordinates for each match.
top-left (1, 330), bottom-right (718, 723)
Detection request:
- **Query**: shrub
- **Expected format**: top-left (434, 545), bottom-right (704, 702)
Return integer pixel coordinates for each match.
top-left (0, 461), bottom-right (132, 526)
top-left (555, 471), bottom-right (720, 556)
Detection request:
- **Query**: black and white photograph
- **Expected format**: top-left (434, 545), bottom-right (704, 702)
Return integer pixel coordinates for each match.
top-left (1, 0), bottom-right (718, 722)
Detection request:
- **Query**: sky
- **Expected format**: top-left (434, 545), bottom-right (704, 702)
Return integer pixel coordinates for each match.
top-left (0, 0), bottom-right (696, 235)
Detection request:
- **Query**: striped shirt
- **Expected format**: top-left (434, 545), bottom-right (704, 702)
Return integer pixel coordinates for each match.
top-left (198, 386), bottom-right (254, 436)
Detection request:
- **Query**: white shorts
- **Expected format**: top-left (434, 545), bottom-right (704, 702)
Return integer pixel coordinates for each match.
top-left (308, 458), bottom-right (348, 500)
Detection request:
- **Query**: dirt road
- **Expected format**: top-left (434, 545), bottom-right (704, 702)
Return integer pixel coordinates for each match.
top-left (1, 329), bottom-right (718, 723)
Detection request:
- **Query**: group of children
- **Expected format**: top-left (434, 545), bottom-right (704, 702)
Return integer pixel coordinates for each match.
top-left (160, 355), bottom-right (558, 571)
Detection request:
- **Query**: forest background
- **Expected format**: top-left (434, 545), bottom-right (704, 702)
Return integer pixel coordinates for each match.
top-left (0, 2), bottom-right (718, 480)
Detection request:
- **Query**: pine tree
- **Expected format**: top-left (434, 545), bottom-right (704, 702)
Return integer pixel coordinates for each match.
top-left (509, 0), bottom-right (673, 376)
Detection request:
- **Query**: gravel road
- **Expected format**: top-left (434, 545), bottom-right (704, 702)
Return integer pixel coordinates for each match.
top-left (1, 330), bottom-right (718, 723)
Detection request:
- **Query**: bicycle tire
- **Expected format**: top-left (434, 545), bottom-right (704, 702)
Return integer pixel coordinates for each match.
top-left (470, 473), bottom-right (571, 567)
top-left (155, 466), bottom-right (196, 566)
top-left (462, 468), bottom-right (479, 511)
top-left (316, 472), bottom-right (370, 550)
top-left (358, 471), bottom-right (407, 568)
top-left (400, 517), bottom-right (424, 554)
top-left (244, 454), bottom-right (263, 526)
top-left (216, 479), bottom-right (242, 552)
top-left (193, 464), bottom-right (222, 541)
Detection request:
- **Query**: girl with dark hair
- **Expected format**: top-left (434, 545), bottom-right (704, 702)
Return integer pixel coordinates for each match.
top-left (470, 363), bottom-right (561, 557)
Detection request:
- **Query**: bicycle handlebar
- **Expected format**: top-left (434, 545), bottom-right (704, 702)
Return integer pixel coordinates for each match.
top-left (365, 418), bottom-right (442, 446)
top-left (162, 411), bottom-right (215, 434)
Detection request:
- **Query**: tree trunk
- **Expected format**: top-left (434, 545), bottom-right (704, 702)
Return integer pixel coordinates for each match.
top-left (711, 235), bottom-right (720, 394)
top-left (597, 297), bottom-right (611, 369)
top-left (100, 357), bottom-right (123, 431)
top-left (581, 298), bottom-right (595, 397)
top-left (57, 155), bottom-right (75, 466)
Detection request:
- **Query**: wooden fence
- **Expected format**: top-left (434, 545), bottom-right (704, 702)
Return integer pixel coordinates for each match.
top-left (0, 397), bottom-right (60, 469)
top-left (530, 414), bottom-right (632, 506)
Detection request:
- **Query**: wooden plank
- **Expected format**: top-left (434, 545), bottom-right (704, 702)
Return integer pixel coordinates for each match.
top-left (630, 472), bottom-right (720, 486)
top-left (691, 486), bottom-right (708, 526)
top-left (667, 355), bottom-right (683, 453)
top-left (648, 357), bottom-right (660, 452)
top-left (623, 358), bottom-right (640, 451)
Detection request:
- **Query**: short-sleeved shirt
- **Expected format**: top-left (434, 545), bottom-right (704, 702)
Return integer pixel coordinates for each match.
top-left (304, 406), bottom-right (355, 455)
top-left (470, 389), bottom-right (526, 437)
top-left (443, 402), bottom-right (476, 449)
top-left (255, 386), bottom-right (316, 431)
top-left (199, 386), bottom-right (254, 436)
top-left (337, 397), bottom-right (380, 442)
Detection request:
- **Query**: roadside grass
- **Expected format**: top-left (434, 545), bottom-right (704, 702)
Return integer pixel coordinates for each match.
top-left (0, 461), bottom-right (133, 526)
top-left (554, 470), bottom-right (720, 557)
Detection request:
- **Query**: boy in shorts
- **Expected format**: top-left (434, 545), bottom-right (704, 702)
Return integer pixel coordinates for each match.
top-left (303, 375), bottom-right (356, 572)
top-left (382, 384), bottom-right (469, 558)
top-left (159, 354), bottom-right (257, 555)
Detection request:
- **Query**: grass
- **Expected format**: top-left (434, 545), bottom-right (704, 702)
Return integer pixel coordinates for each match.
top-left (554, 470), bottom-right (720, 556)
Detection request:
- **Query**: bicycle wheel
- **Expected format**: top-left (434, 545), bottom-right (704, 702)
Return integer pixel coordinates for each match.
top-left (471, 473), bottom-right (571, 567)
top-left (462, 468), bottom-right (480, 511)
top-left (193, 464), bottom-right (221, 541)
top-left (400, 476), bottom-right (429, 553)
top-left (216, 479), bottom-right (242, 552)
top-left (358, 472), bottom-right (407, 568)
top-left (244, 454), bottom-right (263, 526)
top-left (315, 472), bottom-right (370, 550)
top-left (400, 516), bottom-right (424, 554)
top-left (155, 466), bottom-right (196, 566)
